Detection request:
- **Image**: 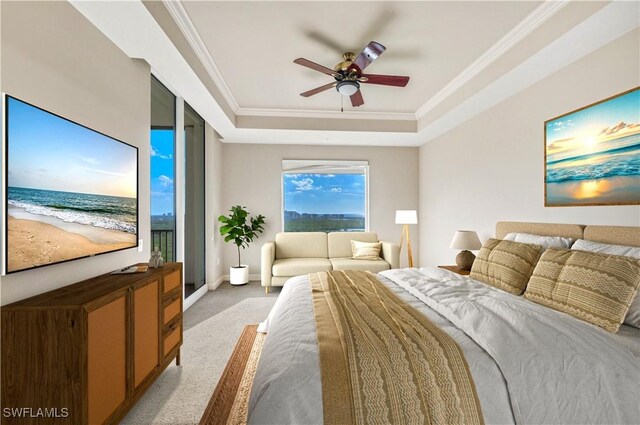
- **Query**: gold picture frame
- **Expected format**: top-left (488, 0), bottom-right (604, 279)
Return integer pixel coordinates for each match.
top-left (544, 87), bottom-right (640, 207)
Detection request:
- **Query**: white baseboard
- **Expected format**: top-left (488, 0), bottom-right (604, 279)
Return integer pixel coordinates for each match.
top-left (207, 276), bottom-right (225, 291)
top-left (221, 273), bottom-right (261, 282)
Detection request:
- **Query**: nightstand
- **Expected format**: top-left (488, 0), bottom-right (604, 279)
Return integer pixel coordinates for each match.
top-left (438, 265), bottom-right (471, 276)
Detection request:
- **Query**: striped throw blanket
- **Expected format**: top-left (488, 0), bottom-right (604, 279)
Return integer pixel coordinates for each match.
top-left (310, 270), bottom-right (484, 425)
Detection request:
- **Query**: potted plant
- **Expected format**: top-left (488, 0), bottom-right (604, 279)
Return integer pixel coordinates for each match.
top-left (218, 205), bottom-right (266, 285)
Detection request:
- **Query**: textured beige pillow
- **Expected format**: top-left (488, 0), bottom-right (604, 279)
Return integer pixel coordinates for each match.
top-left (351, 240), bottom-right (382, 260)
top-left (470, 238), bottom-right (542, 295)
top-left (524, 248), bottom-right (640, 333)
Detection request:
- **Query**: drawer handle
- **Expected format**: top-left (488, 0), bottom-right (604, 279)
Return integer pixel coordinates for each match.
top-left (165, 288), bottom-right (181, 301)
top-left (167, 321), bottom-right (181, 333)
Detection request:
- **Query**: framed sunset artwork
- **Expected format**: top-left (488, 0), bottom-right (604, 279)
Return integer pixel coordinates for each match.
top-left (545, 87), bottom-right (640, 206)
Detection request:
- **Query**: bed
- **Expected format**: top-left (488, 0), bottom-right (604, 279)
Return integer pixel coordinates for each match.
top-left (247, 222), bottom-right (640, 425)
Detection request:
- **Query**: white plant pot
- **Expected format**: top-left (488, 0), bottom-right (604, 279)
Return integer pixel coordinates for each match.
top-left (230, 265), bottom-right (249, 285)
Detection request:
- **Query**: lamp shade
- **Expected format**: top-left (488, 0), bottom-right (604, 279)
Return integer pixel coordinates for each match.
top-left (449, 230), bottom-right (482, 251)
top-left (395, 210), bottom-right (417, 224)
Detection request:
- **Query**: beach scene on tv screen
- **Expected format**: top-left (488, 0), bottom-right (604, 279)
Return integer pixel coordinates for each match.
top-left (6, 97), bottom-right (137, 273)
top-left (545, 89), bottom-right (640, 205)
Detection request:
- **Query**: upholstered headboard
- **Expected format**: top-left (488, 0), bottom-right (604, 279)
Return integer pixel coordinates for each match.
top-left (495, 222), bottom-right (584, 240)
top-left (583, 225), bottom-right (640, 247)
top-left (496, 221), bottom-right (640, 247)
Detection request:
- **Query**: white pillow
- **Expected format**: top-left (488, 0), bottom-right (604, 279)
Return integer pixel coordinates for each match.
top-left (572, 239), bottom-right (640, 328)
top-left (572, 239), bottom-right (640, 258)
top-left (504, 232), bottom-right (575, 250)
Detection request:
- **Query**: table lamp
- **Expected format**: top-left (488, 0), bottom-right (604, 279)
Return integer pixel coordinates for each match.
top-left (395, 210), bottom-right (417, 267)
top-left (449, 230), bottom-right (482, 270)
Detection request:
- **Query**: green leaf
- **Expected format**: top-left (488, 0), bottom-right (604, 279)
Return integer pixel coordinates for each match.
top-left (218, 206), bottom-right (267, 262)
top-left (219, 225), bottom-right (233, 235)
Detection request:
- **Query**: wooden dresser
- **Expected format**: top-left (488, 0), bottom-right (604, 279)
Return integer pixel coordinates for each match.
top-left (1, 263), bottom-right (183, 424)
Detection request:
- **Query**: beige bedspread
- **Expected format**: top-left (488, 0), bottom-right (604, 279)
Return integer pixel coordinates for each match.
top-left (310, 270), bottom-right (484, 425)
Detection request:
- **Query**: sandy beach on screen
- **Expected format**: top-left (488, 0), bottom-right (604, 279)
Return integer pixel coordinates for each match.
top-left (8, 215), bottom-right (136, 272)
top-left (546, 175), bottom-right (640, 205)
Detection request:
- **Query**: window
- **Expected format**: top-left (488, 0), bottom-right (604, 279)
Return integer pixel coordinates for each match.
top-left (282, 160), bottom-right (368, 232)
top-left (150, 76), bottom-right (176, 262)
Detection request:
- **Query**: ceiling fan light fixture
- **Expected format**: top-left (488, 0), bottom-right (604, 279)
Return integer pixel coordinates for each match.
top-left (294, 42), bottom-right (410, 106)
top-left (336, 80), bottom-right (359, 96)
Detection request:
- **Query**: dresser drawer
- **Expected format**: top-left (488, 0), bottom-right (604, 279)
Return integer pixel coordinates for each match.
top-left (163, 321), bottom-right (182, 356)
top-left (163, 270), bottom-right (181, 294)
top-left (163, 296), bottom-right (181, 326)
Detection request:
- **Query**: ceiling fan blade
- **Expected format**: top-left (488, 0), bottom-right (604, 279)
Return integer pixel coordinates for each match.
top-left (350, 90), bottom-right (364, 107)
top-left (294, 58), bottom-right (338, 77)
top-left (305, 30), bottom-right (345, 54)
top-left (352, 41), bottom-right (386, 72)
top-left (300, 82), bottom-right (337, 97)
top-left (361, 74), bottom-right (410, 87)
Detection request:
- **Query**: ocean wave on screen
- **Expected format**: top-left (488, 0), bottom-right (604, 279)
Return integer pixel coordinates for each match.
top-left (44, 204), bottom-right (122, 215)
top-left (8, 200), bottom-right (136, 234)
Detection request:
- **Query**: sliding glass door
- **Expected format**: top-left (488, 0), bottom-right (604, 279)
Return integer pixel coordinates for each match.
top-left (184, 103), bottom-right (206, 297)
top-left (150, 77), bottom-right (176, 262)
top-left (150, 77), bottom-right (206, 300)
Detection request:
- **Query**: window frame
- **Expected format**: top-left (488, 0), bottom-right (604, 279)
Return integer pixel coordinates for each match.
top-left (281, 160), bottom-right (370, 232)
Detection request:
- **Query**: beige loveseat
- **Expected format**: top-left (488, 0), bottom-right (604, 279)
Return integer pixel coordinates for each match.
top-left (261, 232), bottom-right (400, 292)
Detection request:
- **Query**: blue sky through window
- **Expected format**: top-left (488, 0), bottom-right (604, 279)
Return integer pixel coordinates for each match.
top-left (150, 129), bottom-right (175, 216)
top-left (283, 173), bottom-right (365, 215)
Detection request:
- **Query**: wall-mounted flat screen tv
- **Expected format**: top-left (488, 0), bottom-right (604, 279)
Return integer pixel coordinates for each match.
top-left (4, 95), bottom-right (138, 273)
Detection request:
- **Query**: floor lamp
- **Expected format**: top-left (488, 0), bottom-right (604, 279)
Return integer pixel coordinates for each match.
top-left (395, 210), bottom-right (417, 268)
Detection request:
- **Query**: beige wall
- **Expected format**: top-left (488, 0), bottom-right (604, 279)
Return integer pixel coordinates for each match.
top-left (1, 2), bottom-right (151, 304)
top-left (220, 144), bottom-right (420, 274)
top-left (419, 30), bottom-right (640, 267)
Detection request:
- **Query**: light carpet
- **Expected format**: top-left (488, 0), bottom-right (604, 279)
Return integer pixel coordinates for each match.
top-left (121, 283), bottom-right (278, 425)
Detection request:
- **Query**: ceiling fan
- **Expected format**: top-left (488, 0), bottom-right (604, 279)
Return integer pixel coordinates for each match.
top-left (294, 41), bottom-right (410, 107)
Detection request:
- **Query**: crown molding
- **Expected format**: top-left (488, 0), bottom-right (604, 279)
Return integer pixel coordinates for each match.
top-left (219, 127), bottom-right (425, 146)
top-left (163, 0), bottom-right (567, 124)
top-left (72, 0), bottom-right (635, 148)
top-left (236, 107), bottom-right (415, 121)
top-left (419, 0), bottom-right (639, 144)
top-left (415, 0), bottom-right (569, 120)
top-left (162, 0), bottom-right (240, 112)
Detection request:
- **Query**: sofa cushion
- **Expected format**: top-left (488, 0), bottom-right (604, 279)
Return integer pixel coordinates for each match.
top-left (328, 232), bottom-right (379, 258)
top-left (330, 258), bottom-right (390, 273)
top-left (275, 232), bottom-right (328, 259)
top-left (272, 258), bottom-right (332, 276)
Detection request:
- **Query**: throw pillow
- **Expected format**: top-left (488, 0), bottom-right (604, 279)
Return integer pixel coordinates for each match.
top-left (525, 248), bottom-right (640, 333)
top-left (351, 240), bottom-right (382, 260)
top-left (469, 238), bottom-right (542, 295)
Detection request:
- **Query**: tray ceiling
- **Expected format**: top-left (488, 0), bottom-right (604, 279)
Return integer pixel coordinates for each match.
top-left (70, 1), bottom-right (638, 145)
top-left (179, 1), bottom-right (541, 114)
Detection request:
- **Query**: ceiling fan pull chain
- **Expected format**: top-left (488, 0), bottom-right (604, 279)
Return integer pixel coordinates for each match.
top-left (341, 95), bottom-right (343, 113)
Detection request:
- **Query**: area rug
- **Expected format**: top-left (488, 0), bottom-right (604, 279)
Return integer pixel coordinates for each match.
top-left (200, 324), bottom-right (264, 425)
